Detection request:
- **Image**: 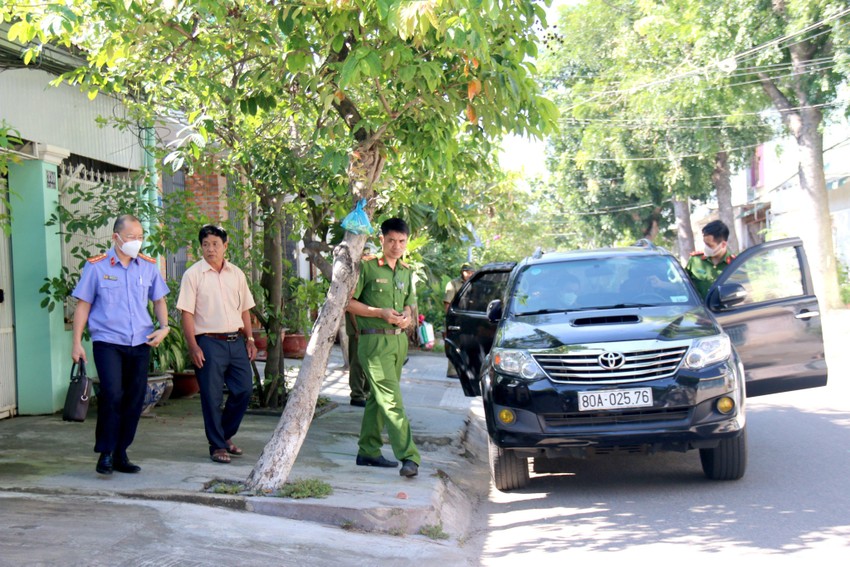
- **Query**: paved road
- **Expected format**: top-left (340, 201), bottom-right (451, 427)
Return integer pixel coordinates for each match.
top-left (460, 309), bottom-right (850, 566)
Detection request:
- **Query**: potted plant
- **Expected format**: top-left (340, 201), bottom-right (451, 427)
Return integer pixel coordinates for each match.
top-left (282, 276), bottom-right (328, 358)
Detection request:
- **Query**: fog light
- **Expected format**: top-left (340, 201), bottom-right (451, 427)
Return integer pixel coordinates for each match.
top-left (716, 396), bottom-right (735, 414)
top-left (498, 408), bottom-right (516, 425)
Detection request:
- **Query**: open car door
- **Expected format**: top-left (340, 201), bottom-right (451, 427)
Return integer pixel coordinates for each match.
top-left (706, 237), bottom-right (828, 397)
top-left (444, 262), bottom-right (515, 396)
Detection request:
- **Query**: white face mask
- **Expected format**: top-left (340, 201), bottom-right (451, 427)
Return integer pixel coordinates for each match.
top-left (704, 243), bottom-right (724, 258)
top-left (117, 235), bottom-right (142, 259)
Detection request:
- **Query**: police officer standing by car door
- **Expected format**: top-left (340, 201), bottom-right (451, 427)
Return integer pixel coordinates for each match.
top-left (346, 218), bottom-right (421, 477)
top-left (685, 220), bottom-right (737, 298)
top-left (443, 262), bottom-right (474, 377)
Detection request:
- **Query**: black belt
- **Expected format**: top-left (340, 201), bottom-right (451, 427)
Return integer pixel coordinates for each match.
top-left (360, 328), bottom-right (404, 335)
top-left (202, 333), bottom-right (243, 342)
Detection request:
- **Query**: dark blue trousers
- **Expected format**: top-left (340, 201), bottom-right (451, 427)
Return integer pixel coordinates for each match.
top-left (195, 335), bottom-right (253, 454)
top-left (92, 341), bottom-right (150, 456)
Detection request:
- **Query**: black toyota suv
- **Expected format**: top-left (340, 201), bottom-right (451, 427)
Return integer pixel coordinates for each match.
top-left (445, 238), bottom-right (827, 491)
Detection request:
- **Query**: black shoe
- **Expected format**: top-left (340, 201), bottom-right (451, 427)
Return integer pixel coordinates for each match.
top-left (350, 399), bottom-right (366, 407)
top-left (399, 460), bottom-right (419, 477)
top-left (356, 454), bottom-right (398, 468)
top-left (113, 455), bottom-right (141, 474)
top-left (96, 453), bottom-right (113, 475)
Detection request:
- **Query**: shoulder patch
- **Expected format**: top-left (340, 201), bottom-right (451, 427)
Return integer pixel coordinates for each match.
top-left (726, 254), bottom-right (736, 264)
top-left (138, 253), bottom-right (156, 263)
top-left (689, 250), bottom-right (704, 257)
top-left (87, 253), bottom-right (108, 264)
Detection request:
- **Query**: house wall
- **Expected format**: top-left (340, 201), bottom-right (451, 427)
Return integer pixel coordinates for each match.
top-left (0, 69), bottom-right (144, 170)
top-left (2, 68), bottom-right (143, 416)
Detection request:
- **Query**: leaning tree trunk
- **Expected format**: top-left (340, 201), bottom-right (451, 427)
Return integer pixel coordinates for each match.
top-left (711, 150), bottom-right (740, 253)
top-left (247, 141), bottom-right (386, 491)
top-left (672, 196), bottom-right (695, 263)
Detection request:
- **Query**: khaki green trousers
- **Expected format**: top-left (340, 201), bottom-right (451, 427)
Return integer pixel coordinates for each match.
top-left (348, 333), bottom-right (370, 402)
top-left (357, 333), bottom-right (420, 464)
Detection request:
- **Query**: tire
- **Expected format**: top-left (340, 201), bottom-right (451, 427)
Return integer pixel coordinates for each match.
top-left (488, 437), bottom-right (529, 491)
top-left (700, 427), bottom-right (747, 480)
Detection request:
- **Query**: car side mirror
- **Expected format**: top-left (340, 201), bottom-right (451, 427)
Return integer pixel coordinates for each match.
top-left (487, 299), bottom-right (503, 323)
top-left (716, 283), bottom-right (747, 309)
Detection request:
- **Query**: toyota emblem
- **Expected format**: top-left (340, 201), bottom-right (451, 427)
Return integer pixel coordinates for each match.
top-left (598, 352), bottom-right (626, 369)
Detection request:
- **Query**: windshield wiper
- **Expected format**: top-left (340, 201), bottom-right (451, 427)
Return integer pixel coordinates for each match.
top-left (515, 308), bottom-right (574, 316)
top-left (600, 303), bottom-right (655, 309)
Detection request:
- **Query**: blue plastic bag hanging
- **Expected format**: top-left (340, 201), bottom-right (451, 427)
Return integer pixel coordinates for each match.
top-left (341, 199), bottom-right (374, 235)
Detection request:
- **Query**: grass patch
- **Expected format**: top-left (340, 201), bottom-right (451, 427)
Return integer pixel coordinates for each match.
top-left (275, 477), bottom-right (333, 499)
top-left (208, 481), bottom-right (246, 494)
top-left (418, 523), bottom-right (449, 540)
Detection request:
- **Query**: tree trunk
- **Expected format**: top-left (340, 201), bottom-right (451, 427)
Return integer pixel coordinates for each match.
top-left (758, 42), bottom-right (841, 309)
top-left (246, 141), bottom-right (385, 491)
top-left (672, 196), bottom-right (695, 263)
top-left (794, 110), bottom-right (841, 309)
top-left (259, 199), bottom-right (287, 408)
top-left (711, 150), bottom-right (740, 253)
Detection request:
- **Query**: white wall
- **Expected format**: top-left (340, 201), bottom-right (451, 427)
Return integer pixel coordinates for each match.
top-left (0, 69), bottom-right (143, 170)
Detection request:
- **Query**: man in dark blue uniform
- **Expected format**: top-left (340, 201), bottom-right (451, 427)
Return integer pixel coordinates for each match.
top-left (72, 214), bottom-right (170, 475)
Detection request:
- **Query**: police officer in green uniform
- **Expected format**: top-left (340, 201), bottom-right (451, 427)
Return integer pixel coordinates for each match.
top-left (443, 263), bottom-right (474, 378)
top-left (345, 312), bottom-right (369, 407)
top-left (347, 218), bottom-right (421, 477)
top-left (685, 219), bottom-right (736, 298)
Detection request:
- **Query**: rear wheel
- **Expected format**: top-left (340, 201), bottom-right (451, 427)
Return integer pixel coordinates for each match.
top-left (700, 427), bottom-right (747, 480)
top-left (488, 437), bottom-right (529, 491)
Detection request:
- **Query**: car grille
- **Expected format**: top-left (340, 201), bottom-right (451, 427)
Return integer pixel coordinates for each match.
top-left (534, 343), bottom-right (689, 384)
top-left (542, 407), bottom-right (691, 427)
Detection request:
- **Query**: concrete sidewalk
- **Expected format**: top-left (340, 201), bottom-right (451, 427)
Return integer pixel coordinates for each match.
top-left (0, 347), bottom-right (484, 538)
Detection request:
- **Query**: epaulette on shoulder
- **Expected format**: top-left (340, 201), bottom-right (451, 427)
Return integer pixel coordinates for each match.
top-left (362, 254), bottom-right (377, 262)
top-left (689, 250), bottom-right (704, 257)
top-left (399, 259), bottom-right (410, 269)
top-left (138, 253), bottom-right (156, 263)
top-left (87, 253), bottom-right (108, 264)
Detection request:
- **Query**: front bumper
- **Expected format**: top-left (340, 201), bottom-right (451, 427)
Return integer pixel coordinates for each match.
top-left (484, 358), bottom-right (746, 458)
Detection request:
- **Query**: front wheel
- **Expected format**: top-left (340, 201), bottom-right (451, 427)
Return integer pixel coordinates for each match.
top-left (488, 437), bottom-right (529, 491)
top-left (700, 427), bottom-right (747, 480)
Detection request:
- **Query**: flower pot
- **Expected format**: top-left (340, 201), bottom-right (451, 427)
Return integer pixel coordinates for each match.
top-left (253, 329), bottom-right (271, 362)
top-left (142, 374), bottom-right (172, 416)
top-left (170, 370), bottom-right (200, 398)
top-left (282, 333), bottom-right (307, 359)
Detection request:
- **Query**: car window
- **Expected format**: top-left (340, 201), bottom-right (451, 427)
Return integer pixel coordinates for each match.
top-left (456, 271), bottom-right (510, 313)
top-left (511, 256), bottom-right (695, 314)
top-left (722, 245), bottom-right (804, 304)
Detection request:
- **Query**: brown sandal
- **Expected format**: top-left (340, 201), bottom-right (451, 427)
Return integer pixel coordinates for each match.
top-left (225, 440), bottom-right (243, 456)
top-left (210, 449), bottom-right (231, 464)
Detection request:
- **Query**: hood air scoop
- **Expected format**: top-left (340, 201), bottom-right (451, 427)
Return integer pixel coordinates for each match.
top-left (573, 314), bottom-right (640, 326)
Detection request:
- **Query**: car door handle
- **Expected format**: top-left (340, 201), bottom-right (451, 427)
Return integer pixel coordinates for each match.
top-left (795, 310), bottom-right (820, 320)
top-left (447, 326), bottom-right (461, 331)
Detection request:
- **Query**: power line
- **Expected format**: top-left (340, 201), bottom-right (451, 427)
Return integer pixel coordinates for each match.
top-left (562, 6), bottom-right (850, 111)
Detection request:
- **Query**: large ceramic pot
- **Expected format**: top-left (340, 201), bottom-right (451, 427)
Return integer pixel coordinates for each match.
top-left (282, 333), bottom-right (307, 359)
top-left (170, 370), bottom-right (200, 398)
top-left (141, 374), bottom-right (172, 415)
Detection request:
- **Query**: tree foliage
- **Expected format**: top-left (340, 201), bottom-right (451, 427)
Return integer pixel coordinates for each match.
top-left (3, 0), bottom-right (557, 489)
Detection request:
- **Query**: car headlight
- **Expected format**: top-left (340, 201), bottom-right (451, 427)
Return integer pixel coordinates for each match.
top-left (684, 333), bottom-right (732, 369)
top-left (492, 348), bottom-right (546, 380)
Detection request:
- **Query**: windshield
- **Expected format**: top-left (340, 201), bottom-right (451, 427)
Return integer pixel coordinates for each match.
top-left (510, 255), bottom-right (697, 315)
